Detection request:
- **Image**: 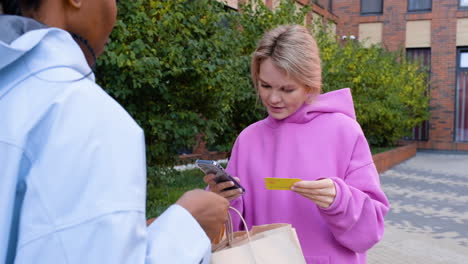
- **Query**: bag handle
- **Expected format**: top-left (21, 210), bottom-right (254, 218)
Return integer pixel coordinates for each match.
top-left (225, 206), bottom-right (257, 263)
top-left (226, 207), bottom-right (252, 244)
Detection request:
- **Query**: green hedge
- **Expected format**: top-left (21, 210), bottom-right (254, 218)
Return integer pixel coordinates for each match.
top-left (315, 26), bottom-right (429, 146)
top-left (97, 0), bottom-right (429, 178)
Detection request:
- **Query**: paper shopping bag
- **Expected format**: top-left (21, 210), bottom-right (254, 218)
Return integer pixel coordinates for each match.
top-left (211, 208), bottom-right (306, 264)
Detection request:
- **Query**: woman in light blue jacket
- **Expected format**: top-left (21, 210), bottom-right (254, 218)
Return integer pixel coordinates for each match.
top-left (0, 0), bottom-right (229, 263)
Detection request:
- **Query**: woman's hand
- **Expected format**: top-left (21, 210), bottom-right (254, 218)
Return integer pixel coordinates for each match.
top-left (176, 189), bottom-right (229, 242)
top-left (292, 179), bottom-right (337, 208)
top-left (203, 173), bottom-right (243, 201)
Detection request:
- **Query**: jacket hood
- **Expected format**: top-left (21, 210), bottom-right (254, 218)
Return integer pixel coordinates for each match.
top-left (265, 88), bottom-right (356, 128)
top-left (0, 15), bottom-right (93, 98)
top-left (0, 15), bottom-right (48, 70)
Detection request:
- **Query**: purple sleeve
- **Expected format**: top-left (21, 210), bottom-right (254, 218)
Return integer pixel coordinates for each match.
top-left (225, 138), bottom-right (246, 232)
top-left (319, 133), bottom-right (390, 253)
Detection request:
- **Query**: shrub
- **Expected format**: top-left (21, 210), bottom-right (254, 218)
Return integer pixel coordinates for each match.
top-left (316, 27), bottom-right (429, 146)
top-left (98, 0), bottom-right (243, 174)
top-left (97, 0), bottom-right (429, 176)
top-left (97, 0), bottom-right (308, 170)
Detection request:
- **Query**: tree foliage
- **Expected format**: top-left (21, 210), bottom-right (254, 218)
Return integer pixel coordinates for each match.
top-left (97, 0), bottom-right (429, 177)
top-left (315, 24), bottom-right (429, 145)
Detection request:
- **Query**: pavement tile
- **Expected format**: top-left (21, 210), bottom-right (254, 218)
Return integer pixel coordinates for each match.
top-left (368, 151), bottom-right (468, 263)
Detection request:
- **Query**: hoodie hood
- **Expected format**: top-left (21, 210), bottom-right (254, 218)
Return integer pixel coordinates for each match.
top-left (264, 88), bottom-right (356, 128)
top-left (0, 15), bottom-right (47, 45)
top-left (0, 15), bottom-right (93, 99)
top-left (0, 15), bottom-right (48, 70)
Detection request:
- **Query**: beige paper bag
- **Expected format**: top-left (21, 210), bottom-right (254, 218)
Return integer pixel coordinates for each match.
top-left (211, 207), bottom-right (306, 264)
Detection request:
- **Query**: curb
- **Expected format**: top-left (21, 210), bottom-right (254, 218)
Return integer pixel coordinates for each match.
top-left (372, 143), bottom-right (417, 174)
top-left (177, 144), bottom-right (418, 174)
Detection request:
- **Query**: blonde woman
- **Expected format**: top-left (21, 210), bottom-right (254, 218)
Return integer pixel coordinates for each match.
top-left (205, 25), bottom-right (389, 263)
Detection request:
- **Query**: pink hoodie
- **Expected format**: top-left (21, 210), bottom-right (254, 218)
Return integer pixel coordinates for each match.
top-left (226, 88), bottom-right (389, 264)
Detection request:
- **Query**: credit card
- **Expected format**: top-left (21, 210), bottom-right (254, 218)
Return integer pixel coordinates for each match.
top-left (264, 177), bottom-right (302, 190)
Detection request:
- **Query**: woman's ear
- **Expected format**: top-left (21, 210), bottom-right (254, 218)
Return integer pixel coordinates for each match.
top-left (66, 0), bottom-right (82, 9)
top-left (305, 91), bottom-right (315, 104)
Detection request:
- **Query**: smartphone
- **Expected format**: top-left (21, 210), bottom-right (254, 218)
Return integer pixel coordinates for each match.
top-left (195, 159), bottom-right (245, 193)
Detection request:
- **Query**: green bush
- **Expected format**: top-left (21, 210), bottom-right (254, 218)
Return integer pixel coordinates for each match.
top-left (316, 27), bottom-right (429, 146)
top-left (97, 0), bottom-right (244, 182)
top-left (97, 0), bottom-right (308, 172)
top-left (97, 0), bottom-right (428, 175)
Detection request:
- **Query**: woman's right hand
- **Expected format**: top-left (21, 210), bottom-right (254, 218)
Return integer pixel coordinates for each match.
top-left (176, 189), bottom-right (229, 242)
top-left (203, 173), bottom-right (243, 201)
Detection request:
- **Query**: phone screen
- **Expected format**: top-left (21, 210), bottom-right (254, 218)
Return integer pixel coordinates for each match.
top-left (196, 160), bottom-right (245, 193)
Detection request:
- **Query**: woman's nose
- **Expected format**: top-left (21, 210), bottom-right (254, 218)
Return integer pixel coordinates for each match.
top-left (268, 91), bottom-right (281, 104)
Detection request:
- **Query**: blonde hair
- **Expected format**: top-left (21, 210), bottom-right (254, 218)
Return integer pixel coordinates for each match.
top-left (251, 25), bottom-right (322, 95)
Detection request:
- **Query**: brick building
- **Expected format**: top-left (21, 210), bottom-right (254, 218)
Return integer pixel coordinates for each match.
top-left (331, 0), bottom-right (468, 151)
top-left (225, 0), bottom-right (468, 151)
top-left (223, 0), bottom-right (338, 28)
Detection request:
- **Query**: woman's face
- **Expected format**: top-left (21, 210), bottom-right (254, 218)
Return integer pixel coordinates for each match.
top-left (69, 0), bottom-right (118, 57)
top-left (258, 58), bottom-right (310, 120)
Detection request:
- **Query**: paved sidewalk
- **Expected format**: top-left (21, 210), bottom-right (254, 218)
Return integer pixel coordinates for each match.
top-left (368, 151), bottom-right (468, 264)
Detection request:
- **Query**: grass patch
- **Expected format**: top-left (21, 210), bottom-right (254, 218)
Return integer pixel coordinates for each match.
top-left (146, 168), bottom-right (207, 218)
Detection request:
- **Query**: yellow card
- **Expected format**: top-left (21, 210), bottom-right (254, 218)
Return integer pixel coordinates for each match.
top-left (264, 178), bottom-right (302, 190)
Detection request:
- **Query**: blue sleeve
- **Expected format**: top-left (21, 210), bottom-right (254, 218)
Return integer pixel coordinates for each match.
top-left (146, 205), bottom-right (212, 264)
top-left (6, 79), bottom-right (211, 263)
top-left (14, 206), bottom-right (211, 264)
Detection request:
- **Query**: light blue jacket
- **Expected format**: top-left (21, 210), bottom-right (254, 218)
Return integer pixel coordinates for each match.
top-left (0, 15), bottom-right (211, 264)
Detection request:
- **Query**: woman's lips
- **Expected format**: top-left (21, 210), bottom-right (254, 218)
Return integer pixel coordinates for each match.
top-left (268, 106), bottom-right (284, 113)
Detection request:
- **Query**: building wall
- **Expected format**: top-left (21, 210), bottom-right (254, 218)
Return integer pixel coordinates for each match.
top-left (233, 0), bottom-right (337, 27)
top-left (221, 0), bottom-right (339, 30)
top-left (333, 0), bottom-right (468, 151)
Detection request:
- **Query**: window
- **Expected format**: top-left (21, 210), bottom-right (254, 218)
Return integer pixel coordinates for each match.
top-left (361, 0), bottom-right (383, 15)
top-left (406, 48), bottom-right (431, 141)
top-left (359, 23), bottom-right (383, 47)
top-left (456, 49), bottom-right (468, 142)
top-left (461, 0), bottom-right (468, 8)
top-left (313, 0), bottom-right (331, 11)
top-left (461, 52), bottom-right (468, 68)
top-left (408, 0), bottom-right (431, 12)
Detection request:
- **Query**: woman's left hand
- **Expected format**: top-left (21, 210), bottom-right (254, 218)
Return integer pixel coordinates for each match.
top-left (292, 179), bottom-right (337, 208)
